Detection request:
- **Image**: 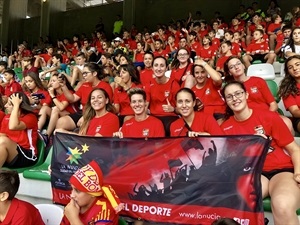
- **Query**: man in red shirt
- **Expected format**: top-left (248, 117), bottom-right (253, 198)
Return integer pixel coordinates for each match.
top-left (113, 88), bottom-right (165, 138)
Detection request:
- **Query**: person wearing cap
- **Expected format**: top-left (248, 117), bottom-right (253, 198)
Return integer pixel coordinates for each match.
top-left (60, 160), bottom-right (124, 225)
top-left (0, 92), bottom-right (39, 168)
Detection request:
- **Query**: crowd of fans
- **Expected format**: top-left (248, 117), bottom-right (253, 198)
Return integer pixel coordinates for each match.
top-left (0, 0), bottom-right (299, 224)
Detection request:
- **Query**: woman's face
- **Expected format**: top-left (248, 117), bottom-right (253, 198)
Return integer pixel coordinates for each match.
top-left (194, 66), bottom-right (207, 85)
top-left (224, 84), bottom-right (248, 113)
top-left (153, 58), bottom-right (167, 78)
top-left (90, 89), bottom-right (108, 111)
top-left (82, 67), bottom-right (95, 83)
top-left (119, 68), bottom-right (131, 84)
top-left (100, 55), bottom-right (108, 65)
top-left (177, 49), bottom-right (189, 63)
top-left (4, 99), bottom-right (13, 114)
top-left (176, 91), bottom-right (195, 118)
top-left (227, 58), bottom-right (245, 78)
top-left (24, 76), bottom-right (37, 90)
top-left (292, 28), bottom-right (300, 44)
top-left (287, 58), bottom-right (300, 79)
top-left (119, 56), bottom-right (128, 65)
top-left (143, 54), bottom-right (153, 68)
top-left (49, 76), bottom-right (60, 89)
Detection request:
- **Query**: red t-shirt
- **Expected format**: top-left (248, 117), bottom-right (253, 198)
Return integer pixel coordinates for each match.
top-left (39, 53), bottom-right (52, 63)
top-left (23, 66), bottom-right (39, 77)
top-left (216, 55), bottom-right (230, 71)
top-left (192, 78), bottom-right (226, 115)
top-left (5, 80), bottom-right (23, 97)
top-left (56, 91), bottom-right (79, 114)
top-left (1, 198), bottom-right (44, 225)
top-left (283, 83), bottom-right (300, 110)
top-left (145, 78), bottom-right (180, 116)
top-left (135, 52), bottom-right (144, 62)
top-left (75, 81), bottom-right (113, 110)
top-left (170, 111), bottom-right (224, 136)
top-left (0, 113), bottom-right (38, 155)
top-left (231, 42), bottom-right (241, 56)
top-left (170, 63), bottom-right (193, 84)
top-left (121, 115), bottom-right (165, 137)
top-left (26, 89), bottom-right (52, 106)
top-left (153, 49), bottom-right (169, 59)
top-left (199, 46), bottom-right (216, 60)
top-left (267, 23), bottom-right (281, 34)
top-left (244, 77), bottom-right (275, 111)
top-left (140, 68), bottom-right (154, 87)
top-left (60, 197), bottom-right (118, 225)
top-left (246, 41), bottom-right (269, 53)
top-left (190, 41), bottom-right (202, 56)
top-left (86, 112), bottom-right (119, 136)
top-left (114, 83), bottom-right (142, 116)
top-left (221, 109), bottom-right (294, 172)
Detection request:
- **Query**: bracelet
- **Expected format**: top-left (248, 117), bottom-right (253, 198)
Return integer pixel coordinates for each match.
top-left (51, 96), bottom-right (57, 100)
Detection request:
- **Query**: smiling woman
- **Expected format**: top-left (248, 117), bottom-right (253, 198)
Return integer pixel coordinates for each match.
top-left (170, 88), bottom-right (223, 137)
top-left (220, 81), bottom-right (300, 225)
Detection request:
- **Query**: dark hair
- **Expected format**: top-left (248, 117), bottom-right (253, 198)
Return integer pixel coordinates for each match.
top-left (9, 92), bottom-right (34, 114)
top-left (171, 48), bottom-right (190, 69)
top-left (175, 88), bottom-right (199, 111)
top-left (4, 69), bottom-right (15, 78)
top-left (79, 88), bottom-right (116, 135)
top-left (118, 64), bottom-right (141, 85)
top-left (128, 88), bottom-right (147, 101)
top-left (212, 218), bottom-right (240, 225)
top-left (76, 52), bottom-right (86, 59)
top-left (24, 71), bottom-right (46, 91)
top-left (152, 56), bottom-right (168, 67)
top-left (191, 64), bottom-right (204, 77)
top-left (286, 27), bottom-right (300, 53)
top-left (278, 55), bottom-right (300, 98)
top-left (221, 81), bottom-right (247, 120)
top-left (52, 73), bottom-right (74, 94)
top-left (223, 56), bottom-right (243, 80)
top-left (0, 170), bottom-right (20, 200)
top-left (144, 51), bottom-right (154, 59)
top-left (0, 61), bottom-right (8, 68)
top-left (52, 53), bottom-right (63, 62)
top-left (84, 63), bottom-right (103, 80)
top-left (119, 54), bottom-right (134, 66)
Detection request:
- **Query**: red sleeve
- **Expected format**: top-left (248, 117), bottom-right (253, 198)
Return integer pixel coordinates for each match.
top-left (20, 114), bottom-right (37, 129)
top-left (283, 94), bottom-right (299, 110)
top-left (40, 90), bottom-right (52, 106)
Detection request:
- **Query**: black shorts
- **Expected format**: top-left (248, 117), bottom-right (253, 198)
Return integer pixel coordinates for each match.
top-left (291, 118), bottom-right (300, 132)
top-left (69, 111), bottom-right (83, 127)
top-left (5, 145), bottom-right (37, 168)
top-left (251, 53), bottom-right (267, 62)
top-left (262, 168), bottom-right (294, 180)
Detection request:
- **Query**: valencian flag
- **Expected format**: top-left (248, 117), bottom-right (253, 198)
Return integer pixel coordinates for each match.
top-left (51, 133), bottom-right (270, 225)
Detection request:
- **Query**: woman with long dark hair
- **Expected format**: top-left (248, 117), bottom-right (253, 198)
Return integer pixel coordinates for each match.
top-left (0, 92), bottom-right (39, 168)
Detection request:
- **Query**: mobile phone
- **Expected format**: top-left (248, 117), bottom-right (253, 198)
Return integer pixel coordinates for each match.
top-left (32, 93), bottom-right (45, 99)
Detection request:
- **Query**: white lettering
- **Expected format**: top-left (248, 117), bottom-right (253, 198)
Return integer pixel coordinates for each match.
top-left (131, 204), bottom-right (171, 216)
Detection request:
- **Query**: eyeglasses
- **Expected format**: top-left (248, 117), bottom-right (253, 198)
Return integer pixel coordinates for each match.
top-left (225, 91), bottom-right (244, 101)
top-left (178, 53), bottom-right (189, 57)
top-left (228, 61), bottom-right (242, 70)
top-left (82, 71), bottom-right (92, 75)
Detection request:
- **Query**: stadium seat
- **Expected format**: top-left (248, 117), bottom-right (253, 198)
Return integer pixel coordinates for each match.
top-left (23, 146), bottom-right (52, 181)
top-left (263, 198), bottom-right (300, 215)
top-left (266, 80), bottom-right (280, 103)
top-left (252, 60), bottom-right (262, 64)
top-left (35, 204), bottom-right (64, 225)
top-left (2, 138), bottom-right (45, 173)
top-left (119, 218), bottom-right (128, 225)
top-left (13, 67), bottom-right (23, 82)
top-left (247, 63), bottom-right (275, 80)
